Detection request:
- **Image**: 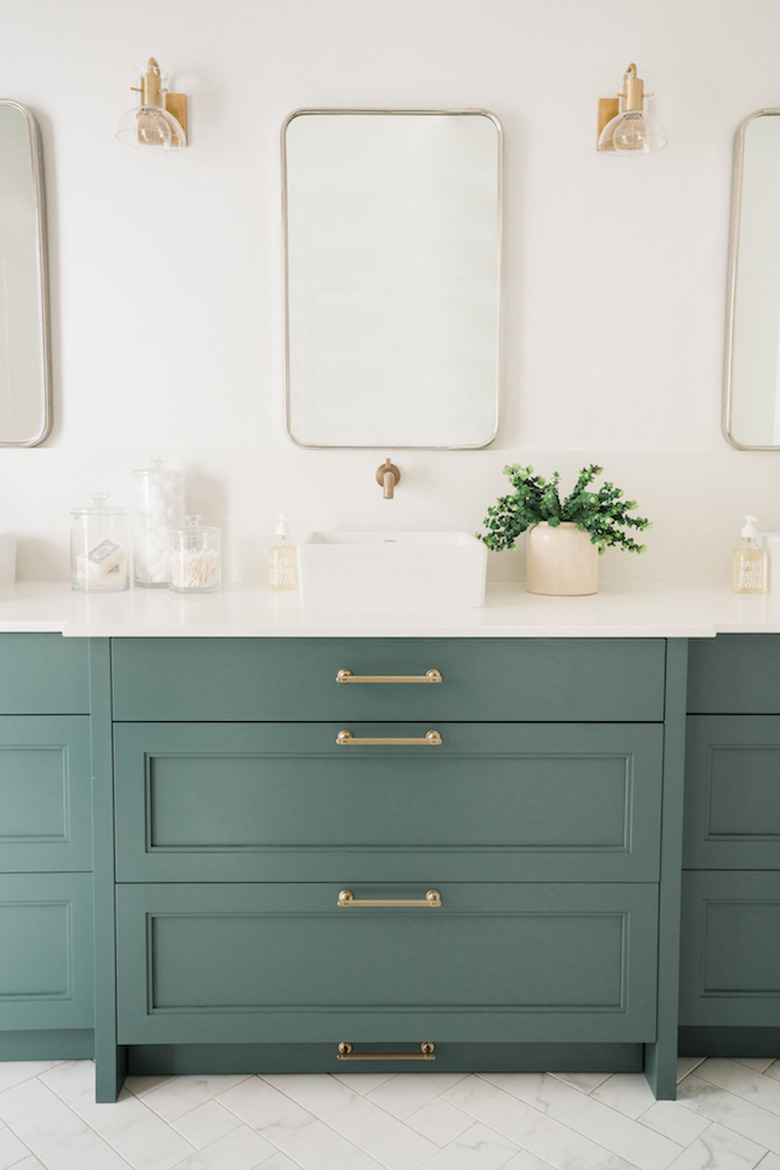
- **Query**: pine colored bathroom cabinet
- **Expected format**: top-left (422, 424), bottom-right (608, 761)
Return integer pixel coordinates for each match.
top-left (680, 634), bottom-right (780, 1058)
top-left (0, 635), bottom-right (94, 1059)
top-left (96, 635), bottom-right (686, 1102)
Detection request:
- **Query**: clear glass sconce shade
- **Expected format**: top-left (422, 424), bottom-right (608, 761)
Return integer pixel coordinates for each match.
top-left (115, 104), bottom-right (186, 149)
top-left (598, 109), bottom-right (668, 154)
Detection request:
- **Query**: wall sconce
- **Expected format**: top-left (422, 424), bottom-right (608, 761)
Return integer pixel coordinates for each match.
top-left (597, 63), bottom-right (667, 154)
top-left (116, 58), bottom-right (187, 149)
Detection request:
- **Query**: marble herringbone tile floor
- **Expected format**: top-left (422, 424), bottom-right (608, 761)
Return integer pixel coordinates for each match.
top-left (0, 1059), bottom-right (778, 1169)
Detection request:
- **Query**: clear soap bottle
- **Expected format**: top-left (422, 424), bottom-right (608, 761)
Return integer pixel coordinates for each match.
top-left (732, 514), bottom-right (767, 594)
top-left (268, 513), bottom-right (298, 591)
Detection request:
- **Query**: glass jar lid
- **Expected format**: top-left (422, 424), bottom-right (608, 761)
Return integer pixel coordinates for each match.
top-left (70, 492), bottom-right (128, 517)
top-left (170, 514), bottom-right (221, 536)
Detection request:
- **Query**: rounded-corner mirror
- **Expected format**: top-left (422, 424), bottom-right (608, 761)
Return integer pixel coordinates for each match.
top-left (724, 109), bottom-right (780, 449)
top-left (282, 109), bottom-right (502, 449)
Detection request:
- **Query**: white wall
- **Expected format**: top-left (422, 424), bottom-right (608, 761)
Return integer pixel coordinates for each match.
top-left (1, 0), bottom-right (779, 585)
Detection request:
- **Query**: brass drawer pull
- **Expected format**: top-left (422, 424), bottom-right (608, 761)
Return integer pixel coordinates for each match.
top-left (336, 668), bottom-right (442, 684)
top-left (338, 888), bottom-right (442, 908)
top-left (336, 729), bottom-right (442, 746)
top-left (337, 1042), bottom-right (435, 1061)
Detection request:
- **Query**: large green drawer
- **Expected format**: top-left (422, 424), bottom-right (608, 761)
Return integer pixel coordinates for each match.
top-left (0, 634), bottom-right (89, 715)
top-left (116, 882), bottom-right (658, 1046)
top-left (688, 634), bottom-right (780, 714)
top-left (0, 872), bottom-right (93, 1031)
top-left (111, 637), bottom-right (666, 723)
top-left (113, 721), bottom-right (663, 883)
top-left (684, 716), bottom-right (780, 869)
top-left (0, 716), bottom-right (92, 872)
top-left (680, 871), bottom-right (780, 1027)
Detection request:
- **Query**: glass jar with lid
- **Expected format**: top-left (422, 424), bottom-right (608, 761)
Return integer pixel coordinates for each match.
top-left (168, 515), bottom-right (221, 593)
top-left (132, 455), bottom-right (186, 587)
top-left (70, 493), bottom-right (129, 592)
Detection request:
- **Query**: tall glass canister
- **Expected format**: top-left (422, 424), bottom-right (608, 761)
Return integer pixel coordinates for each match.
top-left (70, 493), bottom-right (129, 591)
top-left (132, 455), bottom-right (186, 587)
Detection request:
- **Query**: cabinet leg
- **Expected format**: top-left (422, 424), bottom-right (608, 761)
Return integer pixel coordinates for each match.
top-left (644, 1040), bottom-right (676, 1100)
top-left (95, 1044), bottom-right (127, 1104)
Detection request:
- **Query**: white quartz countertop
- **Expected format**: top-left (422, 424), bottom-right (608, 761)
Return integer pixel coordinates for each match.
top-left (1, 580), bottom-right (780, 637)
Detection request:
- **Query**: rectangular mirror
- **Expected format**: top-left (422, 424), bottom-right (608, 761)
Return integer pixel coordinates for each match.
top-left (724, 110), bottom-right (780, 448)
top-left (0, 100), bottom-right (51, 447)
top-left (282, 109), bottom-right (502, 449)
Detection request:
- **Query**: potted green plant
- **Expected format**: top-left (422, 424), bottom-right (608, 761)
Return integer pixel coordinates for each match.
top-left (479, 463), bottom-right (650, 595)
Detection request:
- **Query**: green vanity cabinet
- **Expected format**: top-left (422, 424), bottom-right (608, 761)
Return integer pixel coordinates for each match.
top-left (680, 635), bottom-right (780, 1055)
top-left (0, 635), bottom-right (94, 1058)
top-left (106, 636), bottom-right (684, 1099)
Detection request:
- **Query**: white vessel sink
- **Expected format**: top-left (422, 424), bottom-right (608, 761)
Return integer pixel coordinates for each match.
top-left (298, 531), bottom-right (487, 608)
top-left (0, 532), bottom-right (16, 588)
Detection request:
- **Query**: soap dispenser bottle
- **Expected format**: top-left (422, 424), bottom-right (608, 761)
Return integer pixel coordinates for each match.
top-left (732, 515), bottom-right (767, 594)
top-left (269, 513), bottom-right (298, 591)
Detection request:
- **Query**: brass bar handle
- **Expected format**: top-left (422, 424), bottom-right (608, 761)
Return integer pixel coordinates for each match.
top-left (338, 888), bottom-right (442, 908)
top-left (336, 668), bottom-right (442, 684)
top-left (336, 729), bottom-right (442, 746)
top-left (338, 1042), bottom-right (435, 1061)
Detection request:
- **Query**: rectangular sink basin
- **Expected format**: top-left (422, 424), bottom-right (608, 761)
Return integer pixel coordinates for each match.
top-left (298, 531), bottom-right (487, 608)
top-left (0, 532), bottom-right (16, 588)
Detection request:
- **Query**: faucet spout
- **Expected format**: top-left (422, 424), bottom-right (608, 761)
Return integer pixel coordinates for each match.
top-left (376, 458), bottom-right (401, 499)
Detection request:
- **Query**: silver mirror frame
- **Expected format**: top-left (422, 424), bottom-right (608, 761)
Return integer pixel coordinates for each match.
top-left (0, 100), bottom-right (52, 448)
top-left (723, 109), bottom-right (779, 450)
top-left (281, 108), bottom-right (503, 450)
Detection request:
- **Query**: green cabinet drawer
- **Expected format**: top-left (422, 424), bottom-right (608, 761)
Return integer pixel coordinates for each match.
top-left (684, 716), bottom-right (780, 869)
top-left (0, 634), bottom-right (89, 715)
top-left (113, 721), bottom-right (663, 883)
top-left (688, 634), bottom-right (780, 714)
top-left (116, 882), bottom-right (658, 1046)
top-left (0, 873), bottom-right (93, 1031)
top-left (0, 717), bottom-right (92, 872)
top-left (111, 637), bottom-right (666, 723)
top-left (680, 871), bottom-right (780, 1027)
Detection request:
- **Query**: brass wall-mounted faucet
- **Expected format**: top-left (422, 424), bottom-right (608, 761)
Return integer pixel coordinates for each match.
top-left (376, 458), bottom-right (401, 499)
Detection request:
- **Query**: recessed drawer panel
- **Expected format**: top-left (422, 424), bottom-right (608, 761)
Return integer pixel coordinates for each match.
top-left (114, 722), bottom-right (663, 882)
top-left (684, 716), bottom-right (780, 869)
top-left (0, 717), bottom-right (92, 872)
top-left (116, 882), bottom-right (658, 1046)
top-left (688, 634), bottom-right (780, 714)
top-left (0, 634), bottom-right (89, 715)
top-left (0, 873), bottom-right (94, 1031)
top-left (680, 871), bottom-right (780, 1027)
top-left (111, 637), bottom-right (666, 723)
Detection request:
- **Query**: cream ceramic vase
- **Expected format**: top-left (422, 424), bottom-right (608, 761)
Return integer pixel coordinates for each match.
top-left (525, 522), bottom-right (598, 596)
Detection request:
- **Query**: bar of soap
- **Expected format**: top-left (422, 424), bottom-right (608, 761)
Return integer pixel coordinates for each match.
top-left (77, 539), bottom-right (124, 578)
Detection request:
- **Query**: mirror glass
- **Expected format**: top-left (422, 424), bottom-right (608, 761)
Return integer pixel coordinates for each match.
top-left (725, 110), bottom-right (780, 448)
top-left (0, 101), bottom-right (51, 447)
top-left (283, 110), bottom-right (502, 448)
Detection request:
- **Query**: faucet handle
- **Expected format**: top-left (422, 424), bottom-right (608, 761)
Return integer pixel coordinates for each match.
top-left (376, 458), bottom-right (401, 499)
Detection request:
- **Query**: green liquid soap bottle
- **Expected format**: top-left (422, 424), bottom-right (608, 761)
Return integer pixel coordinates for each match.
top-left (732, 514), bottom-right (767, 594)
top-left (268, 513), bottom-right (298, 591)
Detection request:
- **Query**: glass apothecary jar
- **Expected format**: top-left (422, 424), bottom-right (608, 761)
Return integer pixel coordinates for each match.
top-left (168, 515), bottom-right (221, 593)
top-left (132, 455), bottom-right (186, 588)
top-left (70, 493), bottom-right (129, 592)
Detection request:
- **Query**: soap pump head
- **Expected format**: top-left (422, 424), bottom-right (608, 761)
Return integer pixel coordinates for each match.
top-left (275, 513), bottom-right (289, 542)
top-left (741, 515), bottom-right (759, 540)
